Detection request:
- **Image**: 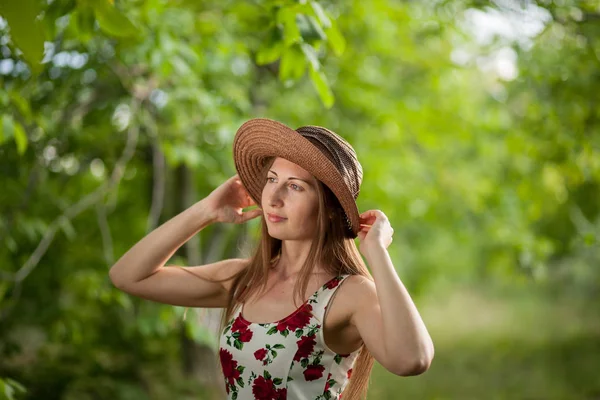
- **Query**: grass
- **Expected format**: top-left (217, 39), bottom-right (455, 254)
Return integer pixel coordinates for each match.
top-left (368, 281), bottom-right (600, 400)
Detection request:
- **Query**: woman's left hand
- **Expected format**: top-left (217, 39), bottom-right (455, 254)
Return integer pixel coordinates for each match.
top-left (357, 209), bottom-right (394, 255)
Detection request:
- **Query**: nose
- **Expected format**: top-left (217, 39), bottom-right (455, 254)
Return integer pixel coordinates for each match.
top-left (268, 183), bottom-right (286, 207)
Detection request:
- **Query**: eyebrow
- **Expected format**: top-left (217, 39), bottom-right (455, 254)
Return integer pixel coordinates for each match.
top-left (268, 170), bottom-right (314, 187)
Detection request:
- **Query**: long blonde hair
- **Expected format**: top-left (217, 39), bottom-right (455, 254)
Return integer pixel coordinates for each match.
top-left (219, 156), bottom-right (375, 400)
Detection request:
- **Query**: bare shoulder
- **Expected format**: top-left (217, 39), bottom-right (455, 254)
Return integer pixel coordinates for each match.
top-left (204, 257), bottom-right (252, 291)
top-left (342, 274), bottom-right (375, 295)
top-left (335, 274), bottom-right (377, 318)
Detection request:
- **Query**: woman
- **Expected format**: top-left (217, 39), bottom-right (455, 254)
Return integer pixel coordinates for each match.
top-left (109, 118), bottom-right (434, 400)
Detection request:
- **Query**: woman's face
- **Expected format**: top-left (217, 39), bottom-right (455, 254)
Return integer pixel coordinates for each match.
top-left (261, 157), bottom-right (320, 240)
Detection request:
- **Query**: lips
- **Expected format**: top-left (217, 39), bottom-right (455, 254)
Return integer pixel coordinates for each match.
top-left (267, 213), bottom-right (287, 222)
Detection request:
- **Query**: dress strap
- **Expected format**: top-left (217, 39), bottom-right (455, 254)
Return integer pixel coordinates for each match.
top-left (309, 274), bottom-right (351, 325)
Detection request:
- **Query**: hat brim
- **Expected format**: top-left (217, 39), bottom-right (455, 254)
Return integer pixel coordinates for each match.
top-left (233, 118), bottom-right (360, 238)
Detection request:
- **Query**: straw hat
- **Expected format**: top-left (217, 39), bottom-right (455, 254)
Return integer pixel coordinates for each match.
top-left (233, 118), bottom-right (363, 238)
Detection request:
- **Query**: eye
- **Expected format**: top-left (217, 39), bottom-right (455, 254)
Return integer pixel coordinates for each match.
top-left (265, 177), bottom-right (302, 191)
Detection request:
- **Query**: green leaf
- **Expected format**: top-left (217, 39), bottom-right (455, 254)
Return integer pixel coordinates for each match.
top-left (256, 44), bottom-right (283, 65)
top-left (256, 27), bottom-right (284, 65)
top-left (13, 120), bottom-right (28, 155)
top-left (334, 354), bottom-right (342, 364)
top-left (324, 21), bottom-right (346, 56)
top-left (271, 350), bottom-right (277, 357)
top-left (68, 9), bottom-right (97, 44)
top-left (279, 44), bottom-right (306, 82)
top-left (0, 281), bottom-right (9, 301)
top-left (0, 0), bottom-right (46, 73)
top-left (277, 7), bottom-right (301, 46)
top-left (296, 14), bottom-right (326, 42)
top-left (295, 329), bottom-right (304, 338)
top-left (232, 392), bottom-right (238, 400)
top-left (273, 344), bottom-right (285, 349)
top-left (266, 326), bottom-right (278, 335)
top-left (0, 115), bottom-right (28, 154)
top-left (281, 328), bottom-right (289, 337)
top-left (301, 358), bottom-right (309, 368)
top-left (273, 377), bottom-right (283, 385)
top-left (263, 370), bottom-right (271, 380)
top-left (309, 1), bottom-right (331, 28)
top-left (300, 43), bottom-right (320, 71)
top-left (233, 339), bottom-right (243, 350)
top-left (9, 91), bottom-right (33, 123)
top-left (236, 377), bottom-right (244, 387)
top-left (309, 64), bottom-right (334, 108)
top-left (0, 115), bottom-right (11, 145)
top-left (90, 0), bottom-right (139, 38)
top-left (3, 381), bottom-right (15, 400)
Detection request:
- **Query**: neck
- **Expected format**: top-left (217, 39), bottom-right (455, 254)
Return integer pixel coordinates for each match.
top-left (273, 239), bottom-right (322, 279)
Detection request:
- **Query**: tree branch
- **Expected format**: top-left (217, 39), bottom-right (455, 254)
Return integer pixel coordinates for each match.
top-left (0, 99), bottom-right (142, 321)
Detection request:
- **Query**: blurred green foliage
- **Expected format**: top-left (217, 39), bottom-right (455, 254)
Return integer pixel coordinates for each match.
top-left (1, 0), bottom-right (599, 398)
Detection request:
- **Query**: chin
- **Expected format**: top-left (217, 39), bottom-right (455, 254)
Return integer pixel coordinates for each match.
top-left (266, 229), bottom-right (286, 240)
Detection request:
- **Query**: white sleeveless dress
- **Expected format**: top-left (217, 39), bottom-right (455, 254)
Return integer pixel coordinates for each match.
top-left (218, 274), bottom-right (360, 400)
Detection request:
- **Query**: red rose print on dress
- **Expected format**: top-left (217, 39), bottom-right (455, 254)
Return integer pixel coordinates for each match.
top-left (231, 315), bottom-right (247, 332)
top-left (252, 375), bottom-right (276, 399)
top-left (238, 328), bottom-right (253, 343)
top-left (219, 275), bottom-right (354, 399)
top-left (219, 348), bottom-right (244, 394)
top-left (258, 344), bottom-right (286, 366)
top-left (303, 364), bottom-right (325, 381)
top-left (294, 334), bottom-right (316, 361)
top-left (251, 371), bottom-right (285, 400)
top-left (273, 303), bottom-right (313, 336)
top-left (274, 387), bottom-right (287, 400)
top-left (286, 303), bottom-right (313, 330)
top-left (324, 373), bottom-right (332, 391)
top-left (254, 348), bottom-right (268, 362)
top-left (324, 277), bottom-right (342, 289)
top-left (226, 315), bottom-right (253, 350)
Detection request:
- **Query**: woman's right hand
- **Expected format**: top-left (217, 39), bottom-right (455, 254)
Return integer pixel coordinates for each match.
top-left (204, 174), bottom-right (263, 224)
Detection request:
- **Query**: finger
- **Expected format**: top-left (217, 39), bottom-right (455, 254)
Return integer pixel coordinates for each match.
top-left (241, 208), bottom-right (263, 223)
top-left (359, 210), bottom-right (383, 224)
top-left (359, 210), bottom-right (376, 219)
top-left (360, 217), bottom-right (377, 226)
top-left (245, 193), bottom-right (256, 206)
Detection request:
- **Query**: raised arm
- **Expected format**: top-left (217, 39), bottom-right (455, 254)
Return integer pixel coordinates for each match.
top-left (108, 174), bottom-right (262, 307)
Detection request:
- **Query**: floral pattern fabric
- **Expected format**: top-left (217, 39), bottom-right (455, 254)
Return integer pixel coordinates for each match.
top-left (219, 274), bottom-right (360, 400)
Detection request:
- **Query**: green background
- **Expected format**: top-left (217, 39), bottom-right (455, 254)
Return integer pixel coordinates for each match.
top-left (1, 0), bottom-right (599, 399)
